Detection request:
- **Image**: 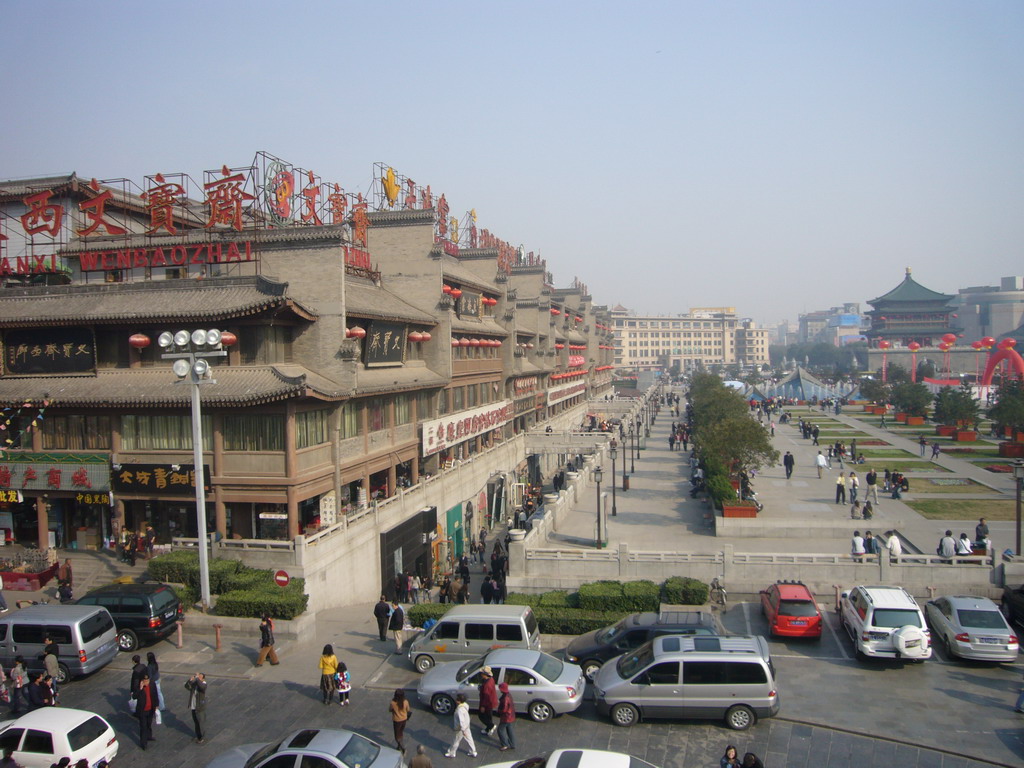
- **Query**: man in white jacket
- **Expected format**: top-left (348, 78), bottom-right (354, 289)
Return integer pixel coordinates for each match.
top-left (445, 694), bottom-right (477, 758)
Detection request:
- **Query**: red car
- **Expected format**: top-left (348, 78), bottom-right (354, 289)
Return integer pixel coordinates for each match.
top-left (760, 580), bottom-right (823, 639)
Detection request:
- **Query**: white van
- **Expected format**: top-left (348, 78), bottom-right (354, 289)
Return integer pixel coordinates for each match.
top-left (0, 605), bottom-right (119, 683)
top-left (408, 604), bottom-right (541, 672)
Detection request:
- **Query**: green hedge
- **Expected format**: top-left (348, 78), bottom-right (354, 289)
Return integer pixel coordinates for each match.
top-left (578, 580), bottom-right (659, 612)
top-left (534, 607), bottom-right (626, 635)
top-left (407, 603), bottom-right (451, 625)
top-left (214, 586), bottom-right (309, 621)
top-left (504, 593), bottom-right (540, 608)
top-left (147, 550), bottom-right (245, 593)
top-left (661, 576), bottom-right (709, 605)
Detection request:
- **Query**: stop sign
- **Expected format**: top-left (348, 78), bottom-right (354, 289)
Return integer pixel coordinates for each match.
top-left (274, 570), bottom-right (290, 587)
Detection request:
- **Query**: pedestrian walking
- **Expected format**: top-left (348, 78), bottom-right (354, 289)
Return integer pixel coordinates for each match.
top-left (27, 672), bottom-right (50, 709)
top-left (919, 435), bottom-right (928, 456)
top-left (42, 642), bottom-right (60, 699)
top-left (976, 517), bottom-right (990, 546)
top-left (135, 673), bottom-right (157, 749)
top-left (130, 654), bottom-right (147, 701)
top-left (410, 745), bottom-right (433, 768)
top-left (445, 694), bottom-right (477, 758)
top-left (480, 576), bottom-right (494, 605)
top-left (8, 656), bottom-right (26, 714)
top-left (57, 558), bottom-right (73, 589)
top-left (865, 468), bottom-right (879, 505)
top-left (389, 601), bottom-right (406, 653)
top-left (185, 672), bottom-right (207, 744)
top-left (478, 666), bottom-right (498, 736)
top-left (931, 441), bottom-right (941, 459)
top-left (815, 452), bottom-right (827, 479)
top-left (318, 644), bottom-right (339, 705)
top-left (411, 574), bottom-right (422, 605)
top-left (374, 595), bottom-right (391, 641)
top-left (835, 473), bottom-right (847, 504)
top-left (0, 573), bottom-right (6, 614)
top-left (496, 682), bottom-right (516, 751)
top-left (880, 413), bottom-right (887, 428)
top-left (146, 652), bottom-right (164, 709)
top-left (336, 660), bottom-right (351, 706)
top-left (668, 434), bottom-right (675, 451)
top-left (389, 688), bottom-right (411, 754)
top-left (783, 451), bottom-right (794, 479)
top-left (255, 614), bottom-right (280, 666)
top-left (848, 471), bottom-right (859, 503)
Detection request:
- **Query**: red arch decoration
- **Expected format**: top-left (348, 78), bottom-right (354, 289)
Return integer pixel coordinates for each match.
top-left (980, 348), bottom-right (1024, 385)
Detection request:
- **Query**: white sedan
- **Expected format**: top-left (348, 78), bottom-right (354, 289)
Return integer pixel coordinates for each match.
top-left (0, 708), bottom-right (118, 768)
top-left (482, 748), bottom-right (660, 768)
top-left (925, 595), bottom-right (1019, 662)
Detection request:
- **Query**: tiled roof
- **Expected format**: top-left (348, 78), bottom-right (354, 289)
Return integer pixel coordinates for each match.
top-left (451, 318), bottom-right (507, 336)
top-left (0, 364), bottom-right (346, 408)
top-left (0, 276), bottom-right (316, 327)
top-left (345, 280), bottom-right (435, 324)
top-left (355, 366), bottom-right (447, 395)
top-left (442, 257), bottom-right (498, 293)
top-left (868, 270), bottom-right (954, 306)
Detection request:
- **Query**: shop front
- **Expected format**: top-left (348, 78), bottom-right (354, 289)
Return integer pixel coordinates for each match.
top-left (112, 462), bottom-right (209, 543)
top-left (0, 453), bottom-right (111, 548)
top-left (379, 506), bottom-right (437, 599)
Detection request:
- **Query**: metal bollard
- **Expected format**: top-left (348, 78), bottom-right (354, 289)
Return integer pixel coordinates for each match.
top-left (213, 624), bottom-right (223, 651)
top-left (175, 621), bottom-right (184, 649)
top-left (833, 584), bottom-right (843, 612)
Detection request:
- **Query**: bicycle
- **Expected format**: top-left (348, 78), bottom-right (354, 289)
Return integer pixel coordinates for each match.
top-left (710, 576), bottom-right (727, 611)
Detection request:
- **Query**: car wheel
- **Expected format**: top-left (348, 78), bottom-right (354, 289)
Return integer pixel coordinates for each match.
top-left (582, 660), bottom-right (602, 681)
top-left (610, 702), bottom-right (639, 727)
top-left (725, 704), bottom-right (756, 731)
top-left (117, 628), bottom-right (139, 652)
top-left (431, 693), bottom-right (455, 715)
top-left (56, 662), bottom-right (70, 685)
top-left (414, 655), bottom-right (434, 673)
top-left (528, 700), bottom-right (554, 722)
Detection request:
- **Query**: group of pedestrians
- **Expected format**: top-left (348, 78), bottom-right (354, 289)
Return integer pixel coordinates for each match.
top-left (374, 596), bottom-right (408, 652)
top-left (446, 666), bottom-right (517, 756)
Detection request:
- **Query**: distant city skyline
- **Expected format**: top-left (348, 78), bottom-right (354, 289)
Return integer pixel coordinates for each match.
top-left (1, 1), bottom-right (1020, 326)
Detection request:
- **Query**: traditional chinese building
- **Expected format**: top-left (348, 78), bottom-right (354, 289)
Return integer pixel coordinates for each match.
top-left (866, 268), bottom-right (961, 347)
top-left (0, 158), bottom-right (613, 603)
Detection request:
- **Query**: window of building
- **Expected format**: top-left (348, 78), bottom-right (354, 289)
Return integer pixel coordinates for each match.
top-left (366, 398), bottom-right (387, 431)
top-left (340, 403), bottom-right (361, 439)
top-left (224, 414), bottom-right (284, 451)
top-left (452, 387), bottom-right (464, 411)
top-left (42, 415), bottom-right (112, 450)
top-left (417, 391), bottom-right (436, 421)
top-left (394, 395), bottom-right (411, 425)
top-left (239, 326), bottom-right (292, 364)
top-left (296, 409), bottom-right (329, 449)
top-left (121, 414), bottom-right (212, 451)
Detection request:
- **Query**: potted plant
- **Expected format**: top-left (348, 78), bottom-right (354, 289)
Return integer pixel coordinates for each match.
top-left (890, 382), bottom-right (931, 425)
top-left (989, 380), bottom-right (1024, 449)
top-left (934, 385), bottom-right (980, 438)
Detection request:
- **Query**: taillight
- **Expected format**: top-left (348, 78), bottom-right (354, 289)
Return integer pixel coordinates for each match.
top-left (79, 650), bottom-right (87, 662)
top-left (566, 687), bottom-right (577, 698)
top-left (768, 689), bottom-right (776, 698)
top-left (1010, 635), bottom-right (1019, 645)
top-left (107, 736), bottom-right (116, 747)
top-left (954, 633), bottom-right (970, 643)
top-left (149, 617), bottom-right (161, 628)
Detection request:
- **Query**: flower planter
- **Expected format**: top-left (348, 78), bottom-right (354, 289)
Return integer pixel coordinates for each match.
top-left (871, 406), bottom-right (888, 415)
top-left (935, 425), bottom-right (957, 437)
top-left (1016, 431), bottom-right (1024, 443)
top-left (721, 503), bottom-right (758, 518)
top-left (729, 479), bottom-right (740, 491)
top-left (0, 563), bottom-right (58, 592)
top-left (895, 413), bottom-right (908, 423)
top-left (954, 430), bottom-right (978, 442)
top-left (906, 416), bottom-right (925, 426)
top-left (998, 441), bottom-right (1024, 458)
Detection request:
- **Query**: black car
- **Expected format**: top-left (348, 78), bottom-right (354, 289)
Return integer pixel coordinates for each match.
top-left (76, 582), bottom-right (183, 652)
top-left (564, 610), bottom-right (722, 680)
top-left (1002, 583), bottom-right (1024, 628)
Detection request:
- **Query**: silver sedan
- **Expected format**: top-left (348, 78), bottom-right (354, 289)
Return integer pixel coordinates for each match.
top-left (416, 648), bottom-right (586, 722)
top-left (924, 595), bottom-right (1019, 662)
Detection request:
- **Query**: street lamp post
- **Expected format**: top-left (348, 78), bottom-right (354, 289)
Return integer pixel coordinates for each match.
top-left (630, 423), bottom-right (636, 472)
top-left (593, 464), bottom-right (603, 548)
top-left (137, 329), bottom-right (236, 611)
top-left (1014, 459), bottom-right (1024, 556)
top-left (609, 440), bottom-right (618, 516)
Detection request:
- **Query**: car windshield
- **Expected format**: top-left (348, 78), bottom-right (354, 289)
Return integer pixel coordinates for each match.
top-left (779, 600), bottom-right (818, 618)
top-left (616, 641), bottom-right (654, 678)
top-left (510, 759), bottom-right (547, 768)
top-left (597, 619), bottom-right (627, 644)
top-left (871, 608), bottom-right (922, 629)
top-left (456, 658), bottom-right (485, 682)
top-left (337, 733), bottom-right (381, 768)
top-left (957, 609), bottom-right (1007, 630)
top-left (244, 739), bottom-right (285, 768)
top-left (533, 654), bottom-right (563, 681)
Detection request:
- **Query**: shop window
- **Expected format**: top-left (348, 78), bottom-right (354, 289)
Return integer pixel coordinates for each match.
top-left (416, 391), bottom-right (436, 421)
top-left (367, 398), bottom-right (386, 431)
top-left (296, 409), bottom-right (329, 449)
top-left (239, 326), bottom-right (293, 364)
top-left (452, 387), bottom-right (464, 411)
top-left (467, 385), bottom-right (478, 408)
top-left (121, 414), bottom-right (211, 451)
top-left (42, 415), bottom-right (112, 450)
top-left (437, 389), bottom-right (449, 416)
top-left (340, 403), bottom-right (361, 439)
top-left (224, 414), bottom-right (284, 451)
top-left (394, 395), bottom-right (411, 426)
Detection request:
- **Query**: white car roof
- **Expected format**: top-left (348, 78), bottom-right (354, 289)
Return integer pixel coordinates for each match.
top-left (0, 707), bottom-right (104, 730)
top-left (861, 586), bottom-right (919, 610)
top-left (943, 595), bottom-right (1000, 611)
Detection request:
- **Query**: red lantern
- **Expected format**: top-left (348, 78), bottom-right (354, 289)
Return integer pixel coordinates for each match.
top-left (408, 332), bottom-right (423, 343)
top-left (469, 338), bottom-right (481, 347)
top-left (493, 339), bottom-right (502, 347)
top-left (1006, 339), bottom-right (1018, 349)
top-left (878, 340), bottom-right (891, 350)
top-left (220, 331), bottom-right (238, 347)
top-left (879, 316), bottom-right (887, 321)
top-left (982, 336), bottom-right (996, 348)
top-left (128, 333), bottom-right (151, 349)
top-left (942, 333), bottom-right (956, 345)
top-left (442, 284), bottom-right (452, 294)
top-left (907, 342), bottom-right (920, 351)
top-left (971, 340), bottom-right (984, 350)
top-left (459, 338), bottom-right (471, 347)
top-left (526, 343), bottom-right (534, 349)
top-left (451, 339), bottom-right (460, 347)
top-left (350, 327), bottom-right (366, 339)
top-left (555, 343), bottom-right (564, 350)
top-left (938, 342), bottom-right (950, 351)
top-left (420, 332), bottom-right (431, 342)
top-left (450, 289), bottom-right (462, 299)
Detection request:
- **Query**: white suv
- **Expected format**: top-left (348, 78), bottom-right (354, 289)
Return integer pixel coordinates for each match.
top-left (839, 585), bottom-right (931, 661)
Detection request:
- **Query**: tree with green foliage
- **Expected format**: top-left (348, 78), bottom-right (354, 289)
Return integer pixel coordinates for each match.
top-left (890, 381), bottom-right (932, 417)
top-left (933, 384), bottom-right (981, 428)
top-left (689, 373), bottom-right (779, 475)
top-left (857, 377), bottom-right (890, 404)
top-left (988, 380), bottom-right (1024, 434)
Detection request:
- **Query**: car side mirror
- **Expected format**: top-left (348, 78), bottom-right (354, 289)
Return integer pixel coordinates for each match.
top-left (840, 591), bottom-right (850, 600)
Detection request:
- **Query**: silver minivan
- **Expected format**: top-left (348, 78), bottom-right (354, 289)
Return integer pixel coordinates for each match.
top-left (0, 605), bottom-right (119, 683)
top-left (409, 604), bottom-right (541, 672)
top-left (593, 634), bottom-right (779, 730)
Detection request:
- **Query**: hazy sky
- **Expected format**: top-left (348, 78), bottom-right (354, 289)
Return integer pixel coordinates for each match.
top-left (2, 1), bottom-right (1021, 327)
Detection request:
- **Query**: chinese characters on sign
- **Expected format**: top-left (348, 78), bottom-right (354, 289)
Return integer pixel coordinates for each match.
top-left (546, 381), bottom-right (587, 407)
top-left (0, 461), bottom-right (108, 492)
top-left (363, 321), bottom-right (407, 368)
top-left (3, 328), bottom-right (96, 375)
top-left (110, 464), bottom-right (209, 495)
top-left (421, 401), bottom-right (514, 457)
top-left (456, 292), bottom-right (481, 319)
